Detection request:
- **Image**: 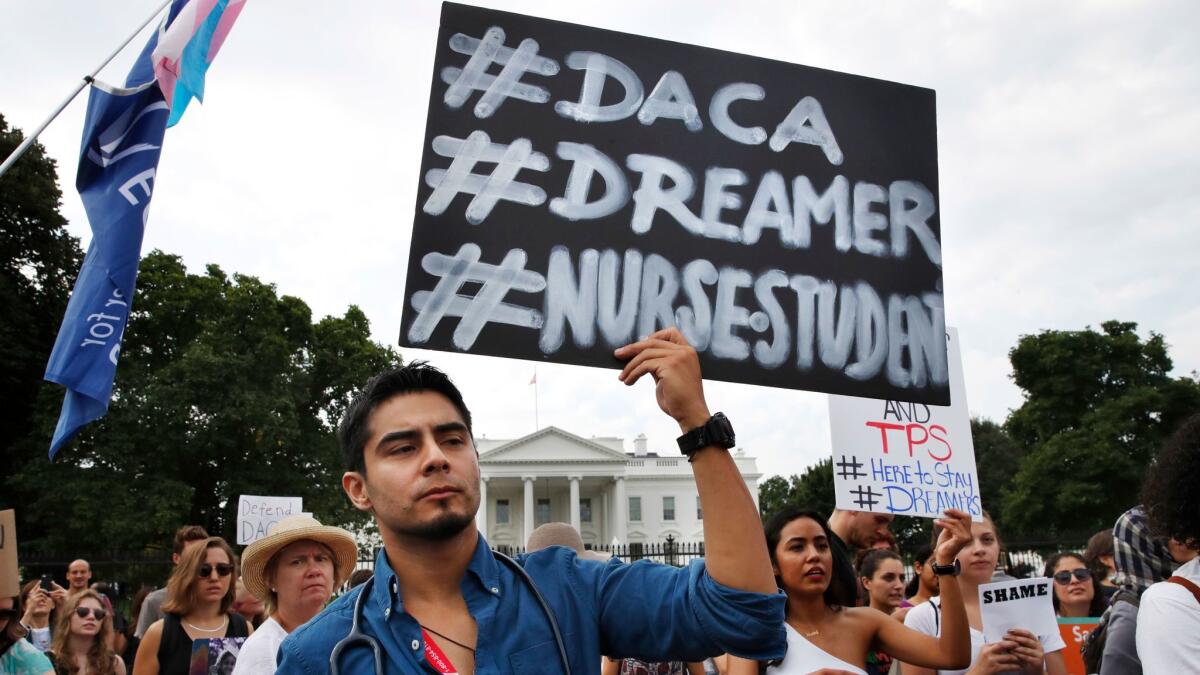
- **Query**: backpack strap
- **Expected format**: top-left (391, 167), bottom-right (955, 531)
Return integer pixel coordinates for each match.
top-left (1167, 576), bottom-right (1200, 604)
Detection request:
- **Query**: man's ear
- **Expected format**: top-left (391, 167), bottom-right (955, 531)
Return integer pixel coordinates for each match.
top-left (343, 472), bottom-right (373, 512)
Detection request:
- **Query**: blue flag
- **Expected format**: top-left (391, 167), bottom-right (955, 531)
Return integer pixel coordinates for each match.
top-left (45, 1), bottom-right (187, 459)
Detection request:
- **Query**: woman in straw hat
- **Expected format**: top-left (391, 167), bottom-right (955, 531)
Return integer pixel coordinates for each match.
top-left (230, 516), bottom-right (357, 675)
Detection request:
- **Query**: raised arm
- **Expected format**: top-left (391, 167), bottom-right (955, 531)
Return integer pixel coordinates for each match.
top-left (876, 510), bottom-right (973, 670)
top-left (616, 328), bottom-right (775, 594)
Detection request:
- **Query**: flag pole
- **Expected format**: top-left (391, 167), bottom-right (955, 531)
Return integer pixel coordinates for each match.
top-left (0, 0), bottom-right (172, 181)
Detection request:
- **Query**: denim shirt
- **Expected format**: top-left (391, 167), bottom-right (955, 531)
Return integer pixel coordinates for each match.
top-left (277, 534), bottom-right (786, 675)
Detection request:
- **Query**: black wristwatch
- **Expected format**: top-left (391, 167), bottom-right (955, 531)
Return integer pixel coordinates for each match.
top-left (931, 559), bottom-right (961, 577)
top-left (676, 413), bottom-right (735, 460)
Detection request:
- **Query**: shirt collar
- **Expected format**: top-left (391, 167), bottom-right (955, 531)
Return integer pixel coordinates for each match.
top-left (465, 532), bottom-right (501, 593)
top-left (369, 532), bottom-right (501, 608)
top-left (371, 547), bottom-right (400, 611)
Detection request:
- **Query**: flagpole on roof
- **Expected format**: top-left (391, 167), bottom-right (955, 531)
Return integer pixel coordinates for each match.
top-left (0, 0), bottom-right (172, 181)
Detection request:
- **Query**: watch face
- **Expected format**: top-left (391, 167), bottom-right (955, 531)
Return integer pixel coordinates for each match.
top-left (711, 413), bottom-right (735, 445)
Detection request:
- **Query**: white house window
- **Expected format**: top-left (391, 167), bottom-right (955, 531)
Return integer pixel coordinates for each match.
top-left (496, 499), bottom-right (510, 524)
top-left (580, 498), bottom-right (592, 522)
top-left (629, 496), bottom-right (642, 522)
top-left (536, 498), bottom-right (551, 525)
top-left (663, 496), bottom-right (675, 521)
top-left (696, 496), bottom-right (702, 521)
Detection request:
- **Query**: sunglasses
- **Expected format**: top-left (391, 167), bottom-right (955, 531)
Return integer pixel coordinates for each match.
top-left (197, 563), bottom-right (234, 579)
top-left (1052, 568), bottom-right (1092, 584)
top-left (74, 606), bottom-right (107, 621)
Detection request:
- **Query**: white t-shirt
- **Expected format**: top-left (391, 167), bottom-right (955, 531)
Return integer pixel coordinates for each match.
top-left (766, 623), bottom-right (867, 675)
top-left (903, 598), bottom-right (1066, 675)
top-left (230, 617), bottom-right (287, 675)
top-left (1136, 557), bottom-right (1200, 673)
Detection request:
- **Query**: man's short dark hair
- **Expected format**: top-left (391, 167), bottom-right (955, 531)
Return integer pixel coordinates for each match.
top-left (172, 525), bottom-right (210, 556)
top-left (338, 361), bottom-right (473, 475)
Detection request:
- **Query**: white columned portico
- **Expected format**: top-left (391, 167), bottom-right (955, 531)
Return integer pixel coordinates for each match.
top-left (569, 475), bottom-right (581, 531)
top-left (614, 476), bottom-right (627, 543)
top-left (477, 476), bottom-right (488, 538)
top-left (523, 475), bottom-right (535, 543)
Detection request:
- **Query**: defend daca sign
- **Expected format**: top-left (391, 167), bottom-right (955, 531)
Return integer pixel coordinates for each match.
top-left (401, 2), bottom-right (950, 404)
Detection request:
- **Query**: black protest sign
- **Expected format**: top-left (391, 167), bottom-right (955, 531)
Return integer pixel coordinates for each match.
top-left (401, 2), bottom-right (949, 403)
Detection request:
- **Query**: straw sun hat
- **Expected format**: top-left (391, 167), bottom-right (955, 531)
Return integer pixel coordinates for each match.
top-left (240, 515), bottom-right (359, 603)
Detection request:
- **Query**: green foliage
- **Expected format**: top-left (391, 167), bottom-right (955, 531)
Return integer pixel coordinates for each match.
top-left (1000, 321), bottom-right (1200, 537)
top-left (971, 417), bottom-right (1024, 532)
top-left (6, 251), bottom-right (402, 552)
top-left (758, 458), bottom-right (834, 521)
top-left (0, 114), bottom-right (83, 458)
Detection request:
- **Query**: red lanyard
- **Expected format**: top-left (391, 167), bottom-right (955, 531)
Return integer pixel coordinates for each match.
top-left (422, 629), bottom-right (459, 675)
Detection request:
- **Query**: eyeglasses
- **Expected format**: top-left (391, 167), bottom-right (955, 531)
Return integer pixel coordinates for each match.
top-left (1052, 568), bottom-right (1092, 584)
top-left (74, 606), bottom-right (108, 621)
top-left (197, 563), bottom-right (234, 579)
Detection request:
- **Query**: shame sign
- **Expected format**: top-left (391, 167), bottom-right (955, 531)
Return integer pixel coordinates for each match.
top-left (982, 582), bottom-right (1049, 604)
top-left (978, 577), bottom-right (1058, 643)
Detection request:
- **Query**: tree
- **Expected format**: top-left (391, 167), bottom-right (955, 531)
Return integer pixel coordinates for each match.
top-left (758, 458), bottom-right (835, 521)
top-left (971, 417), bottom-right (1025, 532)
top-left (0, 114), bottom-right (83, 462)
top-left (6, 251), bottom-right (402, 553)
top-left (1000, 321), bottom-right (1200, 537)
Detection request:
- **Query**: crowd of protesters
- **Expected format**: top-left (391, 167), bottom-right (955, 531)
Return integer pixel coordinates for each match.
top-left (3, 334), bottom-right (1198, 674)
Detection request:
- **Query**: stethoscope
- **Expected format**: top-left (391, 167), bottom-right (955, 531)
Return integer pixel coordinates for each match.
top-left (330, 551), bottom-right (571, 675)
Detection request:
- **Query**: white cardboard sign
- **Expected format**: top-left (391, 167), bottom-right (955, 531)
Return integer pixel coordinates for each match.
top-left (237, 495), bottom-right (302, 545)
top-left (828, 328), bottom-right (982, 520)
top-left (979, 577), bottom-right (1058, 644)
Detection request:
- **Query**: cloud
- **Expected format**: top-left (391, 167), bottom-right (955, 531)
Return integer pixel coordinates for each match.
top-left (3, 0), bottom-right (1197, 484)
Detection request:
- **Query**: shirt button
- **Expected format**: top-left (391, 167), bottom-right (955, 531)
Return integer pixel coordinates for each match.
top-left (490, 586), bottom-right (499, 594)
top-left (391, 581), bottom-right (398, 594)
top-left (411, 639), bottom-right (420, 651)
top-left (384, 608), bottom-right (391, 618)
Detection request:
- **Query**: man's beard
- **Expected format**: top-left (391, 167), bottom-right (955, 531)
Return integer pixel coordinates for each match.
top-left (393, 509), bottom-right (475, 541)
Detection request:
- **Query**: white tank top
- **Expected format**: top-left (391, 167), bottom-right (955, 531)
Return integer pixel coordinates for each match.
top-left (766, 623), bottom-right (868, 675)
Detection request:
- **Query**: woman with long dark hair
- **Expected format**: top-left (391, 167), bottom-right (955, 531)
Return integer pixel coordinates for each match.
top-left (727, 508), bottom-right (973, 674)
top-left (1042, 552), bottom-right (1106, 618)
top-left (48, 590), bottom-right (124, 675)
top-left (133, 537), bottom-right (252, 675)
top-left (904, 544), bottom-right (939, 611)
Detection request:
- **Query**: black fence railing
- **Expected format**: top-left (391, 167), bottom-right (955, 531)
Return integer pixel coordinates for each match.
top-left (492, 534), bottom-right (705, 568)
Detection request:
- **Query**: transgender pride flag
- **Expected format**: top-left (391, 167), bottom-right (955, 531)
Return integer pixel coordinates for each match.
top-left (151, 0), bottom-right (247, 126)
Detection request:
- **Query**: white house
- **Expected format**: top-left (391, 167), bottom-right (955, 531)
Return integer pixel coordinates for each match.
top-left (474, 426), bottom-right (761, 549)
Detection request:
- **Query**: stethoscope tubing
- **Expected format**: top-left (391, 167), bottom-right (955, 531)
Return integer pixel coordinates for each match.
top-left (329, 552), bottom-right (571, 675)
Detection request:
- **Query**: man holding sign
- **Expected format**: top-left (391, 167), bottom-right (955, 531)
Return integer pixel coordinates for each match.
top-left (278, 328), bottom-right (785, 675)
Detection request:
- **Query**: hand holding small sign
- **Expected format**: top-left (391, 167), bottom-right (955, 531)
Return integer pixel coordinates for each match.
top-left (1003, 629), bottom-right (1046, 671)
top-left (932, 508), bottom-right (973, 565)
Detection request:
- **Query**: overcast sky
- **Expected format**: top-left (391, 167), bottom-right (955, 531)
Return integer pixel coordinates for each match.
top-left (3, 0), bottom-right (1198, 482)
